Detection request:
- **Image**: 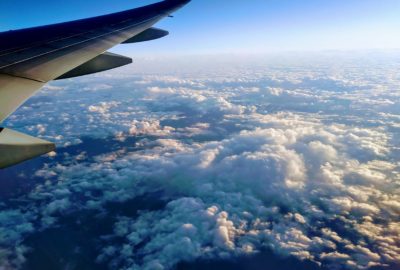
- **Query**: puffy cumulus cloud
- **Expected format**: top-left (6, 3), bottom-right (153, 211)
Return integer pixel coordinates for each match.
top-left (0, 210), bottom-right (35, 268)
top-left (1, 53), bottom-right (400, 270)
top-left (145, 86), bottom-right (246, 115)
top-left (124, 119), bottom-right (212, 142)
top-left (129, 120), bottom-right (175, 137)
top-left (88, 101), bottom-right (120, 116)
top-left (96, 199), bottom-right (239, 269)
top-left (130, 114), bottom-right (397, 270)
top-left (3, 112), bottom-right (396, 270)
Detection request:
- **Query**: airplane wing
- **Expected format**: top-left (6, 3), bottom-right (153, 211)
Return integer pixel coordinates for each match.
top-left (0, 0), bottom-right (191, 169)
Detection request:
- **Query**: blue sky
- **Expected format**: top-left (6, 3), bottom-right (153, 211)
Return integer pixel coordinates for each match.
top-left (1, 0), bottom-right (400, 54)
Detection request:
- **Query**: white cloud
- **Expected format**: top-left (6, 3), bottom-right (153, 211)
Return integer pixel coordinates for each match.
top-left (129, 120), bottom-right (175, 137)
top-left (21, 112), bottom-right (395, 270)
top-left (1, 53), bottom-right (400, 270)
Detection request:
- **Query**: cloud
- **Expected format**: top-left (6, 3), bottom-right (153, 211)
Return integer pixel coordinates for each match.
top-left (1, 53), bottom-right (399, 270)
top-left (12, 112), bottom-right (395, 270)
top-left (129, 120), bottom-right (175, 137)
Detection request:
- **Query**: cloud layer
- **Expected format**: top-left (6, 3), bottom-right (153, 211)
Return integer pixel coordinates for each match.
top-left (0, 53), bottom-right (399, 270)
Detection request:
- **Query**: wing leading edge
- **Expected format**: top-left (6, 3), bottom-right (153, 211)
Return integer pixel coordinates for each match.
top-left (0, 0), bottom-right (191, 169)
